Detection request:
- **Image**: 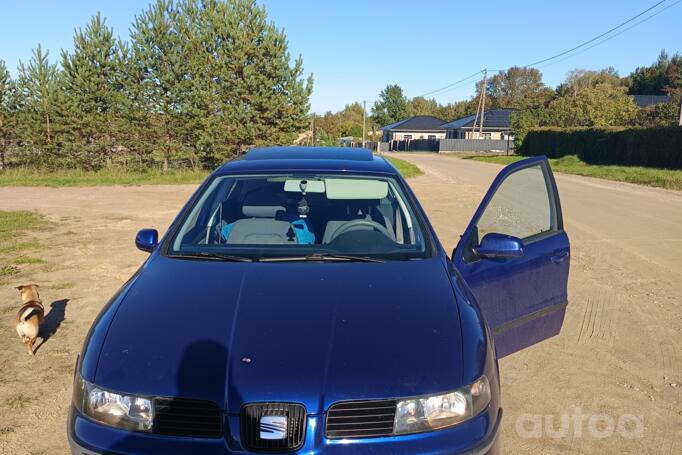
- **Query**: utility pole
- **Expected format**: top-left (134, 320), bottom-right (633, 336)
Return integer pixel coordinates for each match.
top-left (362, 100), bottom-right (367, 148)
top-left (479, 69), bottom-right (488, 135)
top-left (678, 95), bottom-right (682, 127)
top-left (310, 113), bottom-right (315, 146)
top-left (470, 69), bottom-right (487, 139)
top-left (471, 85), bottom-right (483, 139)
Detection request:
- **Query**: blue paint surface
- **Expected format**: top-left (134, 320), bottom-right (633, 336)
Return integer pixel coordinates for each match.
top-left (71, 148), bottom-right (568, 453)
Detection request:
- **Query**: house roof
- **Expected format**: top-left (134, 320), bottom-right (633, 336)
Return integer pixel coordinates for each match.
top-left (631, 94), bottom-right (671, 108)
top-left (441, 108), bottom-right (517, 130)
top-left (381, 116), bottom-right (446, 132)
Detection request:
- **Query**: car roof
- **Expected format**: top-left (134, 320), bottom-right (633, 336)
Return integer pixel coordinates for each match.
top-left (216, 146), bottom-right (397, 175)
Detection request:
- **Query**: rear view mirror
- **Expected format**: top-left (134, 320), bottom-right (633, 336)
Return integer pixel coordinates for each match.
top-left (474, 233), bottom-right (523, 259)
top-left (135, 229), bottom-right (159, 253)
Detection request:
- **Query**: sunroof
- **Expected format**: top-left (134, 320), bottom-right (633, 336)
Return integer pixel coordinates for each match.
top-left (245, 147), bottom-right (373, 162)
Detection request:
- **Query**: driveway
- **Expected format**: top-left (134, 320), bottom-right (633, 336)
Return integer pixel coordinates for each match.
top-left (0, 155), bottom-right (681, 453)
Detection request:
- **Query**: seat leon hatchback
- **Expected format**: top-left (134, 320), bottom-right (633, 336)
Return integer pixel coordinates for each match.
top-left (68, 147), bottom-right (570, 454)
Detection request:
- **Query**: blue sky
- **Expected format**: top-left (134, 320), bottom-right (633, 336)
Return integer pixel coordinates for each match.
top-left (1, 0), bottom-right (680, 114)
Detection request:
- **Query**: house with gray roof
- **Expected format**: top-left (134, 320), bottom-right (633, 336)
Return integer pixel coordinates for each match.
top-left (441, 108), bottom-right (516, 140)
top-left (380, 116), bottom-right (446, 142)
top-left (631, 94), bottom-right (671, 108)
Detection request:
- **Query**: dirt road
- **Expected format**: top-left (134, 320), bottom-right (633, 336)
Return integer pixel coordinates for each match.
top-left (396, 153), bottom-right (682, 454)
top-left (1, 155), bottom-right (681, 453)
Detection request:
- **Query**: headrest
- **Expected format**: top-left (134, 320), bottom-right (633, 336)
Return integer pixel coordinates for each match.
top-left (242, 205), bottom-right (285, 218)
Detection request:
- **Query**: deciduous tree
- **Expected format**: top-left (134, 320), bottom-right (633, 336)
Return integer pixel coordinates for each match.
top-left (436, 100), bottom-right (477, 122)
top-left (486, 66), bottom-right (553, 110)
top-left (556, 68), bottom-right (623, 98)
top-left (545, 84), bottom-right (637, 127)
top-left (372, 84), bottom-right (407, 127)
top-left (406, 96), bottom-right (440, 117)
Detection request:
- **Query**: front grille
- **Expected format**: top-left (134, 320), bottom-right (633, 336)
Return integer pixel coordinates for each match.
top-left (153, 398), bottom-right (222, 437)
top-left (326, 399), bottom-right (397, 439)
top-left (241, 402), bottom-right (306, 452)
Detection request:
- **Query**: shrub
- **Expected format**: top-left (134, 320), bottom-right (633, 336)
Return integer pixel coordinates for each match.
top-left (519, 127), bottom-right (682, 169)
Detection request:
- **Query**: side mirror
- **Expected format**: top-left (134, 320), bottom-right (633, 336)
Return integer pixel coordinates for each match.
top-left (474, 233), bottom-right (523, 259)
top-left (135, 229), bottom-right (159, 253)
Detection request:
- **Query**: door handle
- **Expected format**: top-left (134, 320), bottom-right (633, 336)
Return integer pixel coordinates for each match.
top-left (551, 250), bottom-right (569, 264)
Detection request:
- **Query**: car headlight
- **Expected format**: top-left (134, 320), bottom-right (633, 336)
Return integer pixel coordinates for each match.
top-left (394, 375), bottom-right (491, 435)
top-left (73, 373), bottom-right (153, 432)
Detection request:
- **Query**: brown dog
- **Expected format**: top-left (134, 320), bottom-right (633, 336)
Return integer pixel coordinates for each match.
top-left (14, 284), bottom-right (44, 355)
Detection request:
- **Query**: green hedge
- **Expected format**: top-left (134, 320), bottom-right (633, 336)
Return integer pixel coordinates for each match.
top-left (519, 127), bottom-right (682, 169)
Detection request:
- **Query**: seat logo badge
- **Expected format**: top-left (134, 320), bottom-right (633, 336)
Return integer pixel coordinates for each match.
top-left (260, 415), bottom-right (287, 440)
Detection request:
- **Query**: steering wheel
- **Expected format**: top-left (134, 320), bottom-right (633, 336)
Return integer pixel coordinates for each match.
top-left (330, 219), bottom-right (394, 242)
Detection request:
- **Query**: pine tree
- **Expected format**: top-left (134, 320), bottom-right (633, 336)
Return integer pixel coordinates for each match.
top-left (61, 13), bottom-right (127, 169)
top-left (16, 45), bottom-right (61, 166)
top-left (116, 41), bottom-right (156, 170)
top-left (179, 0), bottom-right (312, 166)
top-left (0, 60), bottom-right (15, 170)
top-left (222, 0), bottom-right (312, 150)
top-left (6, 1), bottom-right (313, 171)
top-left (129, 0), bottom-right (189, 172)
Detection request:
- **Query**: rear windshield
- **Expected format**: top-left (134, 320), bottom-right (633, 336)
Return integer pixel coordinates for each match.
top-left (168, 173), bottom-right (430, 260)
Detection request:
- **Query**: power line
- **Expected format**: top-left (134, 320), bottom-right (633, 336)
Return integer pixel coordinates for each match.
top-left (424, 76), bottom-right (485, 97)
top-left (524, 0), bottom-right (668, 67)
top-left (410, 0), bottom-right (671, 100)
top-left (415, 70), bottom-right (483, 98)
top-left (537, 0), bottom-right (682, 69)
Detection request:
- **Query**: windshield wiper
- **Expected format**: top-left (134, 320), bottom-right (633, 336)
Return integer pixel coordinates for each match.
top-left (259, 253), bottom-right (384, 263)
top-left (169, 252), bottom-right (254, 262)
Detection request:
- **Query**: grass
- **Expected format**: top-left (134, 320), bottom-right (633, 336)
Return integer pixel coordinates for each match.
top-left (0, 168), bottom-right (207, 186)
top-left (0, 211), bottom-right (44, 284)
top-left (385, 156), bottom-right (424, 178)
top-left (0, 265), bottom-right (20, 277)
top-left (0, 240), bottom-right (40, 254)
top-left (5, 394), bottom-right (33, 409)
top-left (458, 154), bottom-right (682, 191)
top-left (0, 211), bottom-right (43, 243)
top-left (13, 256), bottom-right (44, 265)
top-left (0, 160), bottom-right (423, 185)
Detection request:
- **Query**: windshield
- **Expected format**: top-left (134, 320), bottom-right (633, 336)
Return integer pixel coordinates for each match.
top-left (169, 173), bottom-right (430, 260)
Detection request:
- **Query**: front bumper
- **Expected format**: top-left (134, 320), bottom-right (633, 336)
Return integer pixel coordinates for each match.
top-left (68, 405), bottom-right (501, 454)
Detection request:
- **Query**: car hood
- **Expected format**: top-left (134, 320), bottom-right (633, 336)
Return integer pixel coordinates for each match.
top-left (95, 254), bottom-right (463, 414)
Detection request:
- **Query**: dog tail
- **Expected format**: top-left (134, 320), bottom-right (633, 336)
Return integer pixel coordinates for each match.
top-left (20, 306), bottom-right (38, 322)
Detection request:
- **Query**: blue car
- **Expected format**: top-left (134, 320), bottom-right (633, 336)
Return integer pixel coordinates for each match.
top-left (68, 147), bottom-right (570, 454)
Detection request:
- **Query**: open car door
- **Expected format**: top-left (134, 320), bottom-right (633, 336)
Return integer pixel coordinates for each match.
top-left (453, 156), bottom-right (570, 358)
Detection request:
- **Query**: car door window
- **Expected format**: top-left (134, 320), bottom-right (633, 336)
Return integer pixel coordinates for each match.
top-left (476, 163), bottom-right (555, 243)
top-left (454, 157), bottom-right (570, 357)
